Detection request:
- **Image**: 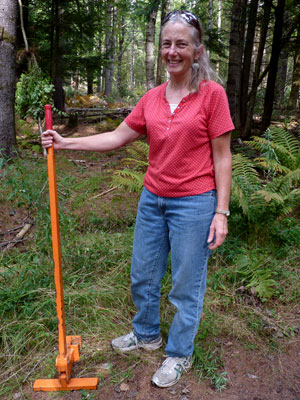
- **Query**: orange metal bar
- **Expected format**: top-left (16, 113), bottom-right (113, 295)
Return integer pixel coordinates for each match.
top-left (33, 378), bottom-right (99, 391)
top-left (45, 104), bottom-right (67, 357)
top-left (33, 105), bottom-right (98, 392)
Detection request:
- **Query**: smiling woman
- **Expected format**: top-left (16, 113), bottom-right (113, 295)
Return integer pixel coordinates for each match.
top-left (41, 9), bottom-right (234, 389)
top-left (161, 22), bottom-right (202, 83)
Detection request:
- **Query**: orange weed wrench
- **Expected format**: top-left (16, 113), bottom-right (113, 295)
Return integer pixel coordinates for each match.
top-left (33, 105), bottom-right (98, 392)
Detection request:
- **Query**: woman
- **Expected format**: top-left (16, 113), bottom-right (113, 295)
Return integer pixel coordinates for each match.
top-left (42, 10), bottom-right (234, 388)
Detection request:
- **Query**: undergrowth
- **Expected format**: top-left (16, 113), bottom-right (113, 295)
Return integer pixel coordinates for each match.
top-left (0, 126), bottom-right (299, 398)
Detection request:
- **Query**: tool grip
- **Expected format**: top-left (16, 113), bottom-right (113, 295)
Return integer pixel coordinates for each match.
top-left (45, 104), bottom-right (53, 130)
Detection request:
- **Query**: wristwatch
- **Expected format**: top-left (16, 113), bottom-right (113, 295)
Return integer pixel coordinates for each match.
top-left (215, 209), bottom-right (230, 217)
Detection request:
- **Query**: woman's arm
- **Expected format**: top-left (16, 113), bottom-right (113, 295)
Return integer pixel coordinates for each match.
top-left (41, 121), bottom-right (141, 152)
top-left (207, 131), bottom-right (232, 250)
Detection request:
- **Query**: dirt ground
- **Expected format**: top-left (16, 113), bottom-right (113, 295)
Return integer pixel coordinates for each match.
top-left (23, 339), bottom-right (300, 400)
top-left (4, 123), bottom-right (300, 400)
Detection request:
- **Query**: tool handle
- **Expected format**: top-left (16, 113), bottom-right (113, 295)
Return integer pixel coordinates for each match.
top-left (44, 105), bottom-right (54, 156)
top-left (44, 104), bottom-right (67, 357)
top-left (45, 104), bottom-right (53, 130)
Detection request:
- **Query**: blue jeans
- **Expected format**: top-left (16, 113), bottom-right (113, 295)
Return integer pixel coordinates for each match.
top-left (131, 187), bottom-right (216, 357)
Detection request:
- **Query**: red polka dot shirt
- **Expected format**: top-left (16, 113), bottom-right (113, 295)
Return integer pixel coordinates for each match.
top-left (125, 80), bottom-right (234, 197)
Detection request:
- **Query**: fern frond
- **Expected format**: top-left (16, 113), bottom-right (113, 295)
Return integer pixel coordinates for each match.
top-left (125, 141), bottom-right (149, 161)
top-left (254, 189), bottom-right (284, 204)
top-left (268, 126), bottom-right (300, 157)
top-left (235, 253), bottom-right (277, 299)
top-left (111, 169), bottom-right (145, 193)
top-left (246, 136), bottom-right (296, 166)
top-left (244, 136), bottom-right (277, 153)
top-left (246, 127), bottom-right (300, 171)
top-left (232, 153), bottom-right (261, 185)
top-left (121, 158), bottom-right (149, 169)
top-left (284, 189), bottom-right (300, 213)
top-left (231, 153), bottom-right (261, 215)
top-left (254, 158), bottom-right (290, 174)
top-left (266, 168), bottom-right (300, 195)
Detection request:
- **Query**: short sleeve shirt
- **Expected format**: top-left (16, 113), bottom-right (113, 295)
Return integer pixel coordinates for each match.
top-left (124, 80), bottom-right (234, 197)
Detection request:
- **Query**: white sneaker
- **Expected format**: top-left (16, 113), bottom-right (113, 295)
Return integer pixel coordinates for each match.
top-left (151, 356), bottom-right (192, 387)
top-left (111, 331), bottom-right (162, 353)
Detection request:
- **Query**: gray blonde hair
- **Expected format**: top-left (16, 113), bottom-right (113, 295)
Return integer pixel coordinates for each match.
top-left (161, 11), bottom-right (219, 92)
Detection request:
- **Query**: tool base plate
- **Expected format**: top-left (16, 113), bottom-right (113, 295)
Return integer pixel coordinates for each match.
top-left (33, 377), bottom-right (98, 391)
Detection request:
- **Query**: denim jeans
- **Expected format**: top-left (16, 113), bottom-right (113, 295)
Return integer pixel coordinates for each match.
top-left (131, 187), bottom-right (216, 357)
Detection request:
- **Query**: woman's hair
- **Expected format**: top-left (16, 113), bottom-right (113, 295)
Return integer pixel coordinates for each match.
top-left (161, 10), bottom-right (219, 92)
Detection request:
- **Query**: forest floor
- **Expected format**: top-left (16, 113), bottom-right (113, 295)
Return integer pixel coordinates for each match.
top-left (2, 122), bottom-right (300, 400)
top-left (23, 339), bottom-right (300, 400)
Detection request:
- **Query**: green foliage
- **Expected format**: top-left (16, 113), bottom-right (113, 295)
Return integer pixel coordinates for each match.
top-left (1, 155), bottom-right (47, 208)
top-left (245, 127), bottom-right (300, 176)
top-left (1, 143), bottom-right (299, 396)
top-left (15, 66), bottom-right (54, 121)
top-left (15, 118), bottom-right (41, 151)
top-left (111, 140), bottom-right (149, 193)
top-left (231, 153), bottom-right (261, 215)
top-left (0, 156), bottom-right (6, 178)
top-left (193, 344), bottom-right (228, 392)
top-left (234, 250), bottom-right (278, 300)
top-left (231, 126), bottom-right (300, 235)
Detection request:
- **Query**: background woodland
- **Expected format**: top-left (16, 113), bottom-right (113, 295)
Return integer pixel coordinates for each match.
top-left (1, 0), bottom-right (300, 155)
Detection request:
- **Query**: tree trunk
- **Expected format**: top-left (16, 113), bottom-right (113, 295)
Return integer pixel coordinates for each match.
top-left (16, 0), bottom-right (29, 78)
top-left (117, 14), bottom-right (125, 94)
top-left (86, 0), bottom-right (95, 95)
top-left (74, 69), bottom-right (80, 94)
top-left (104, 0), bottom-right (115, 96)
top-left (51, 0), bottom-right (65, 111)
top-left (244, 0), bottom-right (271, 137)
top-left (273, 10), bottom-right (289, 111)
top-left (287, 23), bottom-right (300, 111)
top-left (130, 23), bottom-right (135, 91)
top-left (274, 46), bottom-right (288, 111)
top-left (17, 0), bottom-right (28, 48)
top-left (208, 0), bottom-right (214, 31)
top-left (87, 69), bottom-right (93, 95)
top-left (261, 0), bottom-right (285, 132)
top-left (145, 9), bottom-right (158, 90)
top-left (156, 0), bottom-right (168, 86)
top-left (240, 0), bottom-right (259, 129)
top-left (97, 36), bottom-right (102, 93)
top-left (226, 0), bottom-right (247, 130)
top-left (216, 0), bottom-right (223, 74)
top-left (0, 0), bottom-right (17, 158)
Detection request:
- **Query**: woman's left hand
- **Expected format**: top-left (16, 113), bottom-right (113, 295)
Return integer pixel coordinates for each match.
top-left (207, 213), bottom-right (228, 250)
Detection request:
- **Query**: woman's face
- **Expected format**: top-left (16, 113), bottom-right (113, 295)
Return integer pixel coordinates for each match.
top-left (161, 22), bottom-right (201, 79)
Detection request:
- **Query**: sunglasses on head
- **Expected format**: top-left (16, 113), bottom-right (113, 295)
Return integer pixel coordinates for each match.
top-left (162, 10), bottom-right (202, 35)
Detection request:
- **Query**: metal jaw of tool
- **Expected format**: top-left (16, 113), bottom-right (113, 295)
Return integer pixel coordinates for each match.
top-left (33, 336), bottom-right (98, 391)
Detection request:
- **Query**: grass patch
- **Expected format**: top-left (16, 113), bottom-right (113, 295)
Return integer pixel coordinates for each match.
top-left (0, 146), bottom-right (299, 397)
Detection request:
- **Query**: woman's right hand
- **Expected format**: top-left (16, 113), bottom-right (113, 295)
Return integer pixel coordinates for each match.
top-left (41, 130), bottom-right (64, 150)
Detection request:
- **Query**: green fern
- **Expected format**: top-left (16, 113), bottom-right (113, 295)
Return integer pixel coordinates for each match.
top-left (254, 158), bottom-right (290, 175)
top-left (112, 169), bottom-right (145, 193)
top-left (122, 141), bottom-right (149, 163)
top-left (235, 252), bottom-right (277, 300)
top-left (232, 126), bottom-right (300, 225)
top-left (231, 153), bottom-right (261, 214)
top-left (245, 127), bottom-right (300, 172)
top-left (111, 140), bottom-right (149, 193)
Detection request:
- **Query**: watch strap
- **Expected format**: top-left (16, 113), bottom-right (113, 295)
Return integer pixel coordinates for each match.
top-left (215, 209), bottom-right (230, 217)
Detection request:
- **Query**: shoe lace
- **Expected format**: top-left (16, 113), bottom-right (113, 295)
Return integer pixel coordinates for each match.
top-left (126, 332), bottom-right (138, 346)
top-left (162, 357), bottom-right (190, 374)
